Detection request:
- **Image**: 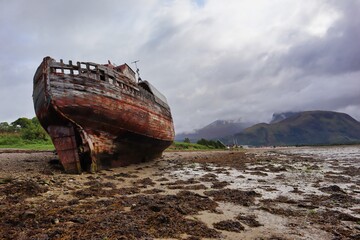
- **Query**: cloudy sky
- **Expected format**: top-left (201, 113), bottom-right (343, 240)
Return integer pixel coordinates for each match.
top-left (1, 0), bottom-right (359, 133)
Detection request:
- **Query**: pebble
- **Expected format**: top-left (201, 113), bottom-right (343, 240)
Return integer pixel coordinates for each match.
top-left (52, 218), bottom-right (60, 224)
top-left (22, 211), bottom-right (36, 219)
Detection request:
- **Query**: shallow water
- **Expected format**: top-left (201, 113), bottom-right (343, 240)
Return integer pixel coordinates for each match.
top-left (279, 145), bottom-right (360, 160)
top-left (1, 148), bottom-right (359, 239)
top-left (165, 146), bottom-right (360, 239)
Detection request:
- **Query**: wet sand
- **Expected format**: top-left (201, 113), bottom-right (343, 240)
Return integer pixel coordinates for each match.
top-left (0, 148), bottom-right (359, 239)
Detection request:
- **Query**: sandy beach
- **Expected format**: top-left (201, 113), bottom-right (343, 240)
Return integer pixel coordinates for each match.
top-left (0, 147), bottom-right (359, 239)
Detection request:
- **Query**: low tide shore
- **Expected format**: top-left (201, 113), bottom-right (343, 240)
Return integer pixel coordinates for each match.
top-left (0, 147), bottom-right (359, 239)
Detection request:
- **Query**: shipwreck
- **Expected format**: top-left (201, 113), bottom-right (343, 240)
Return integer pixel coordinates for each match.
top-left (33, 57), bottom-right (174, 173)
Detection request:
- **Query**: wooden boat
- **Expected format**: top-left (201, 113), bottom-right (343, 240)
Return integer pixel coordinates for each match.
top-left (33, 57), bottom-right (174, 173)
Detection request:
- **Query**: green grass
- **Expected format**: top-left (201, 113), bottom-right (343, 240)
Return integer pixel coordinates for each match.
top-left (0, 136), bottom-right (223, 152)
top-left (308, 209), bottom-right (317, 215)
top-left (0, 143), bottom-right (55, 151)
top-left (0, 134), bottom-right (22, 145)
top-left (0, 134), bottom-right (54, 151)
top-left (166, 141), bottom-right (222, 151)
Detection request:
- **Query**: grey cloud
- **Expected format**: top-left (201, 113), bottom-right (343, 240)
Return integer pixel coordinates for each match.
top-left (1, 0), bottom-right (359, 133)
top-left (280, 1), bottom-right (360, 76)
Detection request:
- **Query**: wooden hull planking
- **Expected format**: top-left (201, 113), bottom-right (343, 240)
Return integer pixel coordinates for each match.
top-left (33, 57), bottom-right (174, 173)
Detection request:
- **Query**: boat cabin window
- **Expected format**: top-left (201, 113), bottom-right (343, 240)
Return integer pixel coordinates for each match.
top-left (140, 82), bottom-right (152, 93)
top-left (138, 81), bottom-right (169, 105)
top-left (99, 70), bottom-right (105, 81)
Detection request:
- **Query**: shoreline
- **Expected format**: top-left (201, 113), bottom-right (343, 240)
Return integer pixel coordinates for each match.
top-left (0, 147), bottom-right (359, 239)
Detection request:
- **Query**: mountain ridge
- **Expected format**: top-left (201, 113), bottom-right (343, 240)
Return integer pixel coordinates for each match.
top-left (175, 119), bottom-right (253, 142)
top-left (270, 111), bottom-right (299, 123)
top-left (227, 111), bottom-right (360, 146)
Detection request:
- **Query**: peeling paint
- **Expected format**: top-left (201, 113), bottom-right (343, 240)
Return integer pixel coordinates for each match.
top-left (33, 57), bottom-right (174, 173)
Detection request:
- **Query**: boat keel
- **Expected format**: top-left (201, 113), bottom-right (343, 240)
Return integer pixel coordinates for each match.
top-left (47, 125), bottom-right (82, 173)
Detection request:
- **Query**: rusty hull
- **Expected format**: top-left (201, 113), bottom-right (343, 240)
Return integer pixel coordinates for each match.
top-left (33, 57), bottom-right (174, 173)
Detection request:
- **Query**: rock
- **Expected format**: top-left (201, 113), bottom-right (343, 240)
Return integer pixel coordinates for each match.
top-left (297, 203), bottom-right (318, 209)
top-left (70, 217), bottom-right (86, 224)
top-left (149, 204), bottom-right (163, 212)
top-left (319, 185), bottom-right (346, 194)
top-left (0, 178), bottom-right (12, 184)
top-left (213, 220), bottom-right (245, 232)
top-left (52, 218), bottom-right (60, 224)
top-left (22, 210), bottom-right (36, 219)
top-left (29, 234), bottom-right (49, 240)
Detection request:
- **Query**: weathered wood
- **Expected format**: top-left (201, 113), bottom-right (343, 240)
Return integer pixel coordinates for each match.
top-left (33, 56), bottom-right (174, 173)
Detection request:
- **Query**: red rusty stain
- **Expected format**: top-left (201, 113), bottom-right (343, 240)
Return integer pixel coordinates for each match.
top-left (33, 57), bottom-right (175, 173)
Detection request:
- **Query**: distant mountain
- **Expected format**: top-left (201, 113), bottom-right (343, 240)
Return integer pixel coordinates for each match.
top-left (225, 111), bottom-right (360, 146)
top-left (175, 119), bottom-right (253, 142)
top-left (270, 111), bottom-right (299, 123)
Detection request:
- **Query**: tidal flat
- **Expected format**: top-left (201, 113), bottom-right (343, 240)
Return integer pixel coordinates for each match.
top-left (0, 146), bottom-right (359, 239)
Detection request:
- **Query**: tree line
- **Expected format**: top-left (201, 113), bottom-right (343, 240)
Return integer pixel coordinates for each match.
top-left (183, 137), bottom-right (226, 149)
top-left (0, 117), bottom-right (49, 141)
